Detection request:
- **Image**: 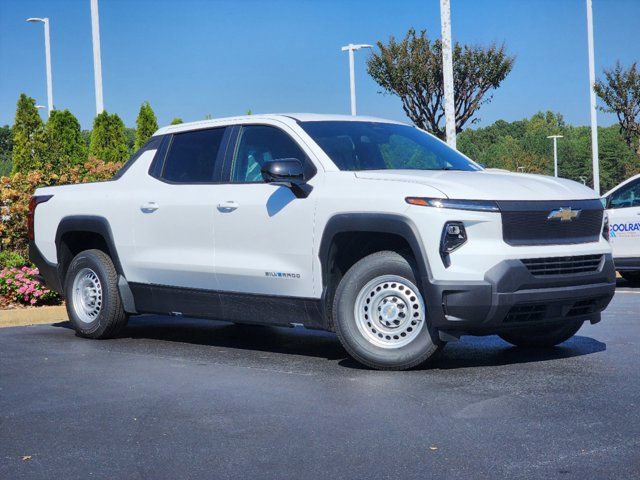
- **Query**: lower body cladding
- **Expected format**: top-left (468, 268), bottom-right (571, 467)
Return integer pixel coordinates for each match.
top-left (423, 253), bottom-right (617, 337)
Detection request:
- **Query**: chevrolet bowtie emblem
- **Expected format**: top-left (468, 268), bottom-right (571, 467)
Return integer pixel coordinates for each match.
top-left (547, 207), bottom-right (581, 222)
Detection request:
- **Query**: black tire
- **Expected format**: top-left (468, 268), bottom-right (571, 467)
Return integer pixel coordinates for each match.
top-left (621, 271), bottom-right (640, 285)
top-left (64, 249), bottom-right (128, 339)
top-left (498, 321), bottom-right (583, 348)
top-left (333, 251), bottom-right (442, 370)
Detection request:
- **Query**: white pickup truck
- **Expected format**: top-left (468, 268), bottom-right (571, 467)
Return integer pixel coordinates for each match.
top-left (29, 114), bottom-right (616, 370)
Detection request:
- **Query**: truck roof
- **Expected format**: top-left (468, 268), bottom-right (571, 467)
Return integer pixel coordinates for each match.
top-left (154, 113), bottom-right (407, 136)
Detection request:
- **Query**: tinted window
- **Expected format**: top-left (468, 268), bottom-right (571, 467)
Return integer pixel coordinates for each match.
top-left (161, 128), bottom-right (225, 183)
top-left (299, 121), bottom-right (480, 172)
top-left (231, 126), bottom-right (310, 183)
top-left (609, 179), bottom-right (640, 209)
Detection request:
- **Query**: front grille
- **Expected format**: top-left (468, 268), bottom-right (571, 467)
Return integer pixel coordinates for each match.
top-left (504, 295), bottom-right (608, 324)
top-left (566, 297), bottom-right (606, 317)
top-left (522, 254), bottom-right (603, 276)
top-left (498, 200), bottom-right (603, 246)
top-left (504, 304), bottom-right (547, 323)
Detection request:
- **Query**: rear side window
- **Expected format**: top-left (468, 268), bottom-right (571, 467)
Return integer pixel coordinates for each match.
top-left (161, 128), bottom-right (225, 183)
top-left (113, 135), bottom-right (163, 180)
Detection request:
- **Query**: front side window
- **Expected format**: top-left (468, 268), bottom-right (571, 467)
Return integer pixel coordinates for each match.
top-left (299, 121), bottom-right (481, 172)
top-left (161, 128), bottom-right (225, 183)
top-left (609, 179), bottom-right (640, 209)
top-left (231, 126), bottom-right (309, 183)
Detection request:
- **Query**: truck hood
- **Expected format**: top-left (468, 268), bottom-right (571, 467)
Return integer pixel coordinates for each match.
top-left (354, 170), bottom-right (598, 201)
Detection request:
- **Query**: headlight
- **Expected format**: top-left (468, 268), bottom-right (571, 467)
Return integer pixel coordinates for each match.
top-left (406, 197), bottom-right (500, 212)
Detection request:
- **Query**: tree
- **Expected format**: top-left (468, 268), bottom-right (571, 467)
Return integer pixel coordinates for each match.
top-left (11, 93), bottom-right (47, 173)
top-left (170, 117), bottom-right (184, 125)
top-left (0, 125), bottom-right (12, 176)
top-left (45, 109), bottom-right (87, 172)
top-left (367, 29), bottom-right (515, 139)
top-left (595, 62), bottom-right (640, 157)
top-left (89, 111), bottom-right (129, 162)
top-left (457, 111), bottom-right (638, 191)
top-left (134, 101), bottom-right (158, 149)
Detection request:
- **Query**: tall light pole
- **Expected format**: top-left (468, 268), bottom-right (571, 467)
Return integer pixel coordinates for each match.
top-left (440, 0), bottom-right (456, 149)
top-left (26, 17), bottom-right (53, 116)
top-left (341, 43), bottom-right (372, 116)
top-left (547, 134), bottom-right (563, 177)
top-left (90, 0), bottom-right (104, 114)
top-left (586, 0), bottom-right (600, 195)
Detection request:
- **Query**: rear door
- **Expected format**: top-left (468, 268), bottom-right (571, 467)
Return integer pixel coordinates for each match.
top-left (128, 127), bottom-right (230, 290)
top-left (607, 178), bottom-right (640, 259)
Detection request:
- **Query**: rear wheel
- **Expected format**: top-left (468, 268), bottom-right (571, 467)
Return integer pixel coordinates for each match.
top-left (333, 251), bottom-right (442, 370)
top-left (64, 249), bottom-right (128, 339)
top-left (620, 271), bottom-right (640, 285)
top-left (498, 321), bottom-right (583, 348)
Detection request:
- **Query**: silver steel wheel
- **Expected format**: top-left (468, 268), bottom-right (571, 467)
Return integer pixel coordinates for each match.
top-left (71, 268), bottom-right (103, 324)
top-left (354, 274), bottom-right (426, 349)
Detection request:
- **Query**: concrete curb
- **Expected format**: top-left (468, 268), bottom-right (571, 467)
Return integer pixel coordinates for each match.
top-left (0, 305), bottom-right (68, 328)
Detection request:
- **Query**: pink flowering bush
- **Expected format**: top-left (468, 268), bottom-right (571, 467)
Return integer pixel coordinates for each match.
top-left (0, 265), bottom-right (59, 306)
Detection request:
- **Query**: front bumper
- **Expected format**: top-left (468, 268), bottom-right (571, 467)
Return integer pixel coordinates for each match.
top-left (423, 253), bottom-right (616, 335)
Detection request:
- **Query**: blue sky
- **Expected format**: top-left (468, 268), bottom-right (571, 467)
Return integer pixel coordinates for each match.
top-left (0, 0), bottom-right (638, 130)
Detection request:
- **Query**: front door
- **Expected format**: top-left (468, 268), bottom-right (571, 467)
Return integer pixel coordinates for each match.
top-left (212, 125), bottom-right (318, 298)
top-left (607, 178), bottom-right (640, 259)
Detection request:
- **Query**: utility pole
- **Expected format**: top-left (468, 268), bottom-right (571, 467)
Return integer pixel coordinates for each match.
top-left (547, 134), bottom-right (563, 177)
top-left (90, 0), bottom-right (104, 114)
top-left (440, 0), bottom-right (456, 149)
top-left (341, 43), bottom-right (372, 116)
top-left (586, 0), bottom-right (600, 194)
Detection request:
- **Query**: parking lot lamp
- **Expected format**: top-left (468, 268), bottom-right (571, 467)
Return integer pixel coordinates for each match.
top-left (26, 17), bottom-right (53, 116)
top-left (341, 44), bottom-right (373, 116)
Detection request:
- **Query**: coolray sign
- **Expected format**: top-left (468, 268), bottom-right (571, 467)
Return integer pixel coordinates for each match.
top-left (610, 222), bottom-right (640, 238)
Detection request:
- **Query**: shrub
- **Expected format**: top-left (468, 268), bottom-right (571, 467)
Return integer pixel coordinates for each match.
top-left (0, 159), bottom-right (123, 257)
top-left (0, 266), bottom-right (58, 306)
top-left (0, 250), bottom-right (26, 269)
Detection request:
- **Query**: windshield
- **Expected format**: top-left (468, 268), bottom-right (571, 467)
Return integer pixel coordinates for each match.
top-left (299, 121), bottom-right (481, 172)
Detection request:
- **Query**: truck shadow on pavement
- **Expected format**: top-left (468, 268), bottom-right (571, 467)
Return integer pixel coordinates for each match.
top-left (54, 314), bottom-right (606, 370)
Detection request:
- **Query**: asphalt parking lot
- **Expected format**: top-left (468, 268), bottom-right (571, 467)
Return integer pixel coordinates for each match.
top-left (1, 282), bottom-right (639, 480)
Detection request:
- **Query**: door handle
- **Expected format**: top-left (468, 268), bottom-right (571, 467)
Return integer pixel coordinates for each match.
top-left (217, 201), bottom-right (239, 212)
top-left (140, 202), bottom-right (159, 213)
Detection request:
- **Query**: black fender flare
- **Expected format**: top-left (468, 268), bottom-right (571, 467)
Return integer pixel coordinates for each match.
top-left (55, 215), bottom-right (124, 275)
top-left (318, 213), bottom-right (434, 294)
top-left (54, 216), bottom-right (136, 313)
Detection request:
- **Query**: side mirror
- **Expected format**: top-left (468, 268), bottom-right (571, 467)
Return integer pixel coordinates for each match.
top-left (600, 195), bottom-right (611, 209)
top-left (261, 159), bottom-right (312, 198)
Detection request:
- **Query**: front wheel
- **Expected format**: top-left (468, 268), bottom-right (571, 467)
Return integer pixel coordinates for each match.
top-left (498, 321), bottom-right (583, 348)
top-left (333, 251), bottom-right (442, 370)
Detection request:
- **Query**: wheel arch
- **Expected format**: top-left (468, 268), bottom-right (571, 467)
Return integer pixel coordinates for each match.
top-left (55, 215), bottom-right (124, 288)
top-left (318, 213), bottom-right (433, 327)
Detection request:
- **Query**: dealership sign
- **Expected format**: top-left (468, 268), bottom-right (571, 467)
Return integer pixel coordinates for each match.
top-left (610, 222), bottom-right (640, 238)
